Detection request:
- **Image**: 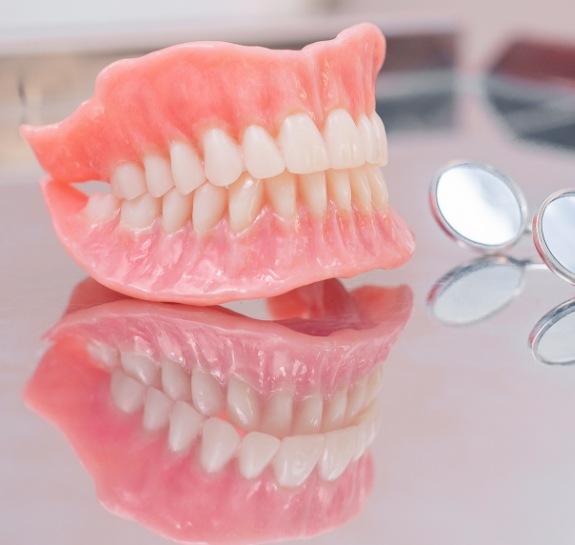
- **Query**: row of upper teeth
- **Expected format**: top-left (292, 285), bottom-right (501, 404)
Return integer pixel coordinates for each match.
top-left (86, 164), bottom-right (389, 233)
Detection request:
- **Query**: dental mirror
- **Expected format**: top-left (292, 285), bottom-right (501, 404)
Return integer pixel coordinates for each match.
top-left (529, 298), bottom-right (575, 365)
top-left (428, 255), bottom-right (527, 325)
top-left (430, 162), bottom-right (529, 251)
top-left (533, 190), bottom-right (575, 285)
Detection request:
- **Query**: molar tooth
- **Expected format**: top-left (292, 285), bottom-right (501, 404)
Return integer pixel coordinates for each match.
top-left (300, 172), bottom-right (327, 216)
top-left (87, 341), bottom-right (120, 369)
top-left (365, 166), bottom-right (388, 210)
top-left (349, 168), bottom-right (372, 213)
top-left (143, 154), bottom-right (174, 197)
top-left (191, 369), bottom-right (225, 416)
top-left (85, 193), bottom-right (120, 223)
top-left (143, 387), bottom-right (173, 431)
top-left (162, 187), bottom-right (193, 233)
top-left (260, 390), bottom-right (293, 437)
top-left (319, 427), bottom-right (359, 481)
top-left (110, 162), bottom-right (147, 200)
top-left (365, 366), bottom-right (383, 406)
top-left (357, 113), bottom-right (378, 164)
top-left (278, 113), bottom-right (329, 174)
top-left (170, 141), bottom-right (205, 195)
top-left (110, 368), bottom-right (146, 414)
top-left (326, 170), bottom-right (352, 213)
top-left (227, 376), bottom-right (261, 431)
top-left (238, 432), bottom-right (281, 479)
top-left (228, 173), bottom-right (264, 232)
top-left (120, 351), bottom-right (160, 387)
top-left (272, 434), bottom-right (324, 488)
top-left (322, 389), bottom-right (348, 431)
top-left (242, 125), bottom-right (285, 179)
top-left (370, 111), bottom-right (388, 166)
top-left (161, 359), bottom-right (191, 401)
top-left (120, 193), bottom-right (161, 229)
top-left (200, 417), bottom-right (241, 473)
top-left (192, 182), bottom-right (227, 233)
top-left (168, 400), bottom-right (203, 453)
top-left (203, 128), bottom-right (243, 187)
top-left (354, 403), bottom-right (379, 460)
top-left (293, 394), bottom-right (323, 434)
top-left (323, 109), bottom-right (365, 169)
top-left (265, 171), bottom-right (297, 221)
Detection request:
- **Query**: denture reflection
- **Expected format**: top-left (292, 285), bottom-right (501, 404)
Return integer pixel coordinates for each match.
top-left (25, 278), bottom-right (412, 544)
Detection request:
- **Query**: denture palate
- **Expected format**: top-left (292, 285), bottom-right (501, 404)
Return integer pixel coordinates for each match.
top-left (85, 109), bottom-right (389, 235)
top-left (99, 344), bottom-right (382, 488)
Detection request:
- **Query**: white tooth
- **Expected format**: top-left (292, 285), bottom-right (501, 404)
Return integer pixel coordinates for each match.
top-left (192, 182), bottom-right (227, 233)
top-left (238, 432), bottom-right (281, 479)
top-left (354, 403), bottom-right (379, 460)
top-left (319, 427), bottom-right (359, 481)
top-left (170, 141), bottom-right (205, 195)
top-left (120, 193), bottom-right (161, 229)
top-left (370, 111), bottom-right (388, 166)
top-left (161, 359), bottom-right (191, 401)
top-left (87, 341), bottom-right (120, 369)
top-left (322, 389), bottom-right (348, 431)
top-left (326, 170), bottom-right (352, 213)
top-left (110, 162), bottom-right (147, 200)
top-left (226, 376), bottom-right (260, 431)
top-left (110, 368), bottom-right (146, 414)
top-left (162, 187), bottom-right (193, 233)
top-left (242, 125), bottom-right (285, 179)
top-left (293, 394), bottom-right (323, 434)
top-left (200, 417), bottom-right (241, 473)
top-left (120, 351), bottom-right (160, 387)
top-left (228, 173), bottom-right (264, 232)
top-left (323, 109), bottom-right (365, 169)
top-left (277, 113), bottom-right (329, 174)
top-left (300, 172), bottom-right (327, 216)
top-left (143, 387), bottom-right (173, 431)
top-left (191, 369), bottom-right (225, 416)
top-left (357, 113), bottom-right (378, 164)
top-left (365, 166), bottom-right (388, 210)
top-left (168, 400), bottom-right (203, 453)
top-left (144, 154), bottom-right (174, 197)
top-left (265, 171), bottom-right (297, 221)
top-left (203, 128), bottom-right (243, 187)
top-left (349, 168), bottom-right (372, 212)
top-left (346, 377), bottom-right (368, 421)
top-left (365, 366), bottom-right (383, 406)
top-left (85, 193), bottom-right (120, 223)
top-left (260, 390), bottom-right (293, 437)
top-left (272, 434), bottom-right (324, 488)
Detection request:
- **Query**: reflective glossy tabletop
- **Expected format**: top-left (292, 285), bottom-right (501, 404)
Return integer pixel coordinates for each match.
top-left (4, 24), bottom-right (575, 545)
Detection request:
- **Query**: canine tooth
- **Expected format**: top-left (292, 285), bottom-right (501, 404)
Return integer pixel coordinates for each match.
top-left (293, 394), bottom-right (323, 434)
top-left (272, 434), bottom-right (324, 488)
top-left (192, 183), bottom-right (227, 233)
top-left (278, 113), bottom-right (329, 174)
top-left (143, 387), bottom-right (173, 431)
top-left (120, 351), bottom-right (160, 387)
top-left (170, 141), bottom-right (205, 195)
top-left (227, 376), bottom-right (260, 431)
top-left (357, 113), bottom-right (378, 164)
top-left (323, 109), bottom-right (365, 169)
top-left (370, 111), bottom-right (388, 166)
top-left (322, 389), bottom-right (347, 431)
top-left (228, 174), bottom-right (264, 232)
top-left (265, 171), bottom-right (297, 220)
top-left (120, 193), bottom-right (161, 229)
top-left (110, 162), bottom-right (147, 200)
top-left (319, 427), bottom-right (359, 481)
top-left (242, 125), bottom-right (285, 179)
top-left (326, 170), bottom-right (352, 213)
top-left (87, 341), bottom-right (120, 369)
top-left (162, 187), bottom-right (193, 233)
top-left (200, 417), bottom-right (241, 473)
top-left (300, 172), bottom-right (327, 216)
top-left (260, 390), bottom-right (293, 437)
top-left (191, 369), bottom-right (225, 416)
top-left (346, 377), bottom-right (369, 421)
top-left (144, 154), bottom-right (174, 197)
top-left (238, 432), bottom-right (281, 479)
top-left (354, 403), bottom-right (379, 460)
top-left (168, 400), bottom-right (203, 453)
top-left (366, 166), bottom-right (388, 210)
top-left (110, 368), bottom-right (146, 414)
top-left (85, 193), bottom-right (120, 223)
top-left (203, 128), bottom-right (243, 187)
top-left (350, 168), bottom-right (372, 212)
top-left (161, 359), bottom-right (191, 401)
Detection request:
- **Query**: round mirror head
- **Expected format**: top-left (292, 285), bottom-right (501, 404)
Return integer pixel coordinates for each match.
top-left (428, 255), bottom-right (526, 326)
top-left (533, 190), bottom-right (575, 284)
top-left (430, 162), bottom-right (528, 251)
top-left (529, 299), bottom-right (575, 365)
